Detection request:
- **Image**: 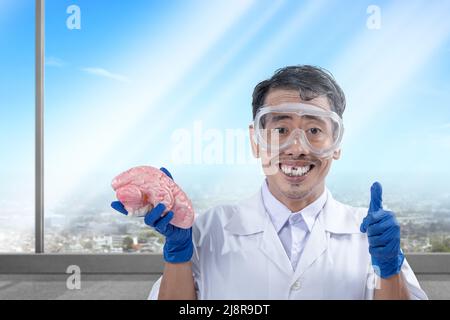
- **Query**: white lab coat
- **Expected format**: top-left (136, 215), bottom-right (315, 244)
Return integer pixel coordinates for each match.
top-left (149, 188), bottom-right (428, 300)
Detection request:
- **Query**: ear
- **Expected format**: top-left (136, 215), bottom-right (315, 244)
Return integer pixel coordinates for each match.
top-left (249, 124), bottom-right (260, 158)
top-left (332, 148), bottom-right (341, 160)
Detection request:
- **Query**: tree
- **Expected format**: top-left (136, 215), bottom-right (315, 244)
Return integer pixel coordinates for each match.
top-left (431, 236), bottom-right (450, 252)
top-left (82, 241), bottom-right (93, 250)
top-left (122, 236), bottom-right (134, 251)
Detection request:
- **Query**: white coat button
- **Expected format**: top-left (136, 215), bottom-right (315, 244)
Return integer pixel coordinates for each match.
top-left (291, 279), bottom-right (301, 291)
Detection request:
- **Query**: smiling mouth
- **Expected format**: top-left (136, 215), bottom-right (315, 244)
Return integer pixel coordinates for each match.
top-left (278, 163), bottom-right (315, 177)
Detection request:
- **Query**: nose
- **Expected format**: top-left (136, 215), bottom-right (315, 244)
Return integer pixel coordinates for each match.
top-left (283, 131), bottom-right (310, 156)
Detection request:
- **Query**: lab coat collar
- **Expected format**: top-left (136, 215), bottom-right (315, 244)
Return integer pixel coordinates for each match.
top-left (224, 189), bottom-right (294, 275)
top-left (321, 188), bottom-right (363, 234)
top-left (223, 191), bottom-right (267, 236)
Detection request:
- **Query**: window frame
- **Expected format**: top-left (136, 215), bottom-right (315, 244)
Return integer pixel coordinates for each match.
top-left (36, 0), bottom-right (44, 254)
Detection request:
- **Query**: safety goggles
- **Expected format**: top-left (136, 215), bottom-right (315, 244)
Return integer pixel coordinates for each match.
top-left (253, 103), bottom-right (344, 158)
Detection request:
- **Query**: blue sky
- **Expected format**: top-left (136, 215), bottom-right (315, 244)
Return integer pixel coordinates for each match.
top-left (1, 0), bottom-right (450, 219)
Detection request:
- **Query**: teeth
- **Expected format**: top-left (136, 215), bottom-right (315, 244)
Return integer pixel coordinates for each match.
top-left (280, 164), bottom-right (312, 177)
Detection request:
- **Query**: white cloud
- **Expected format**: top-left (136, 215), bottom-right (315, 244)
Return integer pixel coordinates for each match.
top-left (45, 56), bottom-right (65, 67)
top-left (81, 67), bottom-right (130, 83)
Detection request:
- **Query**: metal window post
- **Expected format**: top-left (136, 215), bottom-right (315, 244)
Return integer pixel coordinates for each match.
top-left (35, 0), bottom-right (45, 253)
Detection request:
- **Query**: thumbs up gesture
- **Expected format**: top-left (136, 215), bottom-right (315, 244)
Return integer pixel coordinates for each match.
top-left (360, 182), bottom-right (405, 279)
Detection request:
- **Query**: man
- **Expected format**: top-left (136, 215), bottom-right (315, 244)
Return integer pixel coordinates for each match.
top-left (112, 65), bottom-right (427, 299)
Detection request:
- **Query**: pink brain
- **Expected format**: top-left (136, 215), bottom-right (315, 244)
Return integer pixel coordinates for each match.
top-left (111, 166), bottom-right (194, 229)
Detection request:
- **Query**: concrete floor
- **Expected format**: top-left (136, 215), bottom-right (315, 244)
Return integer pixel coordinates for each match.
top-left (0, 274), bottom-right (160, 300)
top-left (0, 274), bottom-right (449, 300)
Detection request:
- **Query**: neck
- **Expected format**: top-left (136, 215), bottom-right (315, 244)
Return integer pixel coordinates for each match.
top-left (267, 181), bottom-right (325, 212)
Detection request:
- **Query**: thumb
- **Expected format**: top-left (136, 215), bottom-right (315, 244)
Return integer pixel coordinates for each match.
top-left (369, 181), bottom-right (383, 212)
top-left (360, 181), bottom-right (383, 233)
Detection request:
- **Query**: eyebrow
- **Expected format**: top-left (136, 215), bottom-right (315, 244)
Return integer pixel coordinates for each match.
top-left (303, 114), bottom-right (326, 122)
top-left (268, 115), bottom-right (293, 122)
top-left (302, 115), bottom-right (329, 127)
top-left (268, 114), bottom-right (328, 126)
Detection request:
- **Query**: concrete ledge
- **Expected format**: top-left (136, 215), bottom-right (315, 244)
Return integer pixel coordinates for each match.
top-left (0, 254), bottom-right (165, 274)
top-left (403, 253), bottom-right (450, 274)
top-left (0, 253), bottom-right (449, 274)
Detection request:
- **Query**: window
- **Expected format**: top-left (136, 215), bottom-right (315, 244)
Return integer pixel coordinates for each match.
top-left (0, 0), bottom-right (35, 252)
top-left (1, 0), bottom-right (450, 254)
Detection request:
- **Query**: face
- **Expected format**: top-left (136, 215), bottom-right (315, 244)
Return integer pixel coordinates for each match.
top-left (250, 89), bottom-right (341, 211)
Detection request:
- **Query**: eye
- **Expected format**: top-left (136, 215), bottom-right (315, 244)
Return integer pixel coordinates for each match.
top-left (308, 127), bottom-right (322, 135)
top-left (274, 127), bottom-right (289, 135)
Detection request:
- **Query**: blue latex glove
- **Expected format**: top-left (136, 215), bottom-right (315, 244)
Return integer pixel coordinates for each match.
top-left (111, 167), bottom-right (193, 263)
top-left (360, 182), bottom-right (404, 279)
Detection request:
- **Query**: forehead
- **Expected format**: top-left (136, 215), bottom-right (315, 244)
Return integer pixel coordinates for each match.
top-left (264, 89), bottom-right (331, 112)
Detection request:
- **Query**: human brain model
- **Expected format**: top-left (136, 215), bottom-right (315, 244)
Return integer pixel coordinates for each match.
top-left (111, 166), bottom-right (194, 229)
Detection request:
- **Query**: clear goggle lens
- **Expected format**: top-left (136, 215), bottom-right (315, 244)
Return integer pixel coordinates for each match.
top-left (254, 104), bottom-right (343, 158)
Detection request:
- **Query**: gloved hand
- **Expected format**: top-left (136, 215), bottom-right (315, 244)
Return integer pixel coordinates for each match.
top-left (360, 182), bottom-right (404, 279)
top-left (111, 167), bottom-right (193, 263)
